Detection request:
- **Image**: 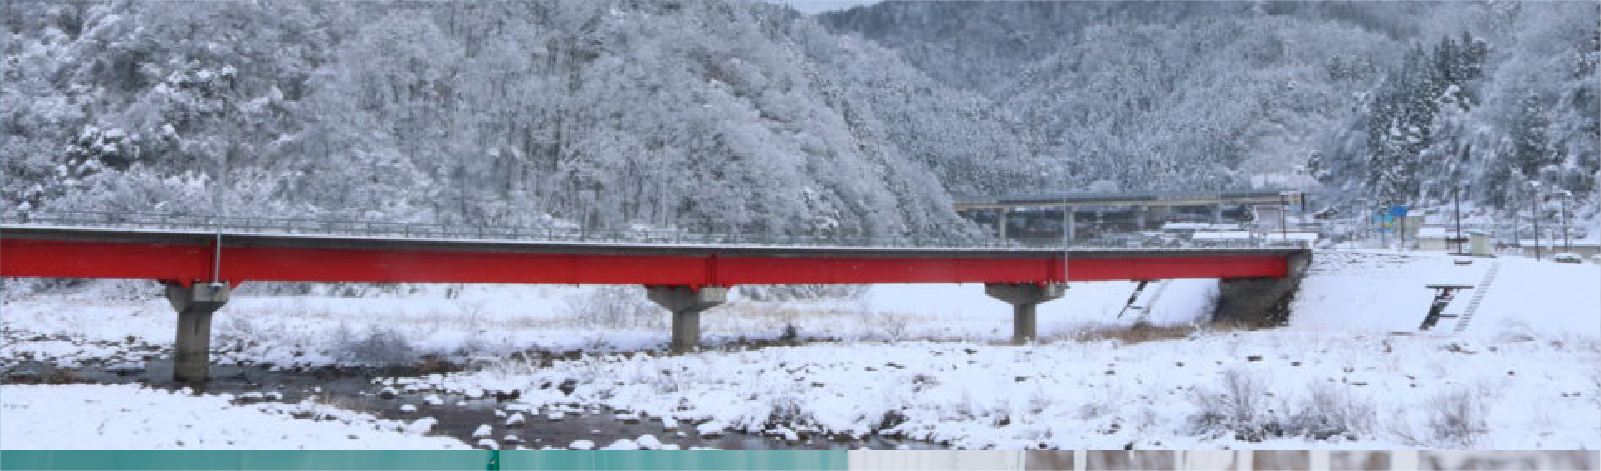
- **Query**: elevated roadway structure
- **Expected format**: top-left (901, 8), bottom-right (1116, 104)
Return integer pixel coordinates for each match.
top-left (2, 216), bottom-right (1310, 382)
top-left (955, 189), bottom-right (1300, 240)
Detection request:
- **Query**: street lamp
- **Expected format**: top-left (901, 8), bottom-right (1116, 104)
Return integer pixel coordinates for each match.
top-left (211, 146), bottom-right (229, 286)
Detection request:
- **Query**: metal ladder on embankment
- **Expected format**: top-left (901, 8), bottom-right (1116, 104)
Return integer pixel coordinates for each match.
top-left (1450, 261), bottom-right (1500, 333)
top-left (1117, 279), bottom-right (1171, 321)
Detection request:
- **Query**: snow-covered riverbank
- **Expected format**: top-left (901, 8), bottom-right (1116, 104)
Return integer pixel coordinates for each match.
top-left (2, 276), bottom-right (1220, 371)
top-left (0, 384), bottom-right (465, 449)
top-left (3, 250), bottom-right (1596, 449)
top-left (390, 330), bottom-right (1600, 450)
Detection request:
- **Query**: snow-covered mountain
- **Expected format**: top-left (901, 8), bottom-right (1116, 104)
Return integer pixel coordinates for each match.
top-left (822, 1), bottom-right (1598, 219)
top-left (1, 1), bottom-right (1043, 238)
top-left (4, 1), bottom-right (1596, 234)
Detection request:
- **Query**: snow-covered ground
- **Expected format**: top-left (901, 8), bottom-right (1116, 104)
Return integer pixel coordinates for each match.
top-left (1290, 251), bottom-right (1600, 338)
top-left (381, 251), bottom-right (1598, 450)
top-left (2, 277), bottom-right (1217, 370)
top-left (0, 384), bottom-right (465, 449)
top-left (2, 249), bottom-right (1596, 449)
top-left (397, 330), bottom-right (1598, 450)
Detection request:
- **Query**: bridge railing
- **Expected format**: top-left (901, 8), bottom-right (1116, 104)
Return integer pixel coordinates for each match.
top-left (0, 210), bottom-right (1309, 250)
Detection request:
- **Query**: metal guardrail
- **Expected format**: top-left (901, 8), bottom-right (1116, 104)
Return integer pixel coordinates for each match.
top-left (0, 210), bottom-right (1309, 250)
top-left (953, 188), bottom-right (1296, 205)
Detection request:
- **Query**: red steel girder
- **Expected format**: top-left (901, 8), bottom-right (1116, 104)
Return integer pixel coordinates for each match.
top-left (1, 237), bottom-right (1289, 285)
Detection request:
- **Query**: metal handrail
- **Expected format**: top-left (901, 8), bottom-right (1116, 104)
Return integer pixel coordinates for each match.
top-left (0, 210), bottom-right (1310, 250)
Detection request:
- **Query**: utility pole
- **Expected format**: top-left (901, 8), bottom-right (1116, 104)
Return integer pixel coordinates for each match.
top-left (1362, 205), bottom-right (1369, 247)
top-left (1531, 188), bottom-right (1542, 261)
top-left (1360, 198), bottom-right (1371, 247)
top-left (213, 146), bottom-right (229, 286)
top-left (1398, 203), bottom-right (1407, 251)
top-left (1560, 190), bottom-right (1571, 253)
top-left (1453, 186), bottom-right (1463, 254)
top-left (1380, 204), bottom-right (1389, 249)
top-left (1512, 211), bottom-right (1520, 254)
top-left (1279, 193), bottom-right (1288, 243)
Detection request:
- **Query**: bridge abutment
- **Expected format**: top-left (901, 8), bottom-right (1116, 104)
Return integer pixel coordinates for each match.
top-left (985, 283), bottom-right (1067, 344)
top-left (164, 282), bottom-right (230, 383)
top-left (1213, 251), bottom-right (1313, 326)
top-left (646, 286), bottom-right (727, 353)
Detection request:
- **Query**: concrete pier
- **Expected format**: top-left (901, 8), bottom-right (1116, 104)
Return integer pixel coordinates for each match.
top-left (647, 286), bottom-right (727, 353)
top-left (1063, 206), bottom-right (1076, 243)
top-left (985, 283), bottom-right (1067, 344)
top-left (1213, 251), bottom-right (1313, 326)
top-left (997, 208), bottom-right (1010, 240)
top-left (164, 283), bottom-right (230, 383)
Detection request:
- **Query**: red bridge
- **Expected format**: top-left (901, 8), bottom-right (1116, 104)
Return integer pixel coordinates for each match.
top-left (1, 224), bottom-right (1310, 382)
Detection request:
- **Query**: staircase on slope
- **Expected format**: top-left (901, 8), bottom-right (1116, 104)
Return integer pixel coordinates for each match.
top-left (1451, 261), bottom-right (1500, 333)
top-left (1117, 279), bottom-right (1172, 322)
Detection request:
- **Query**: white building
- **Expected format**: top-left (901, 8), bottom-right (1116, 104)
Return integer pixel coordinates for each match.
top-left (1417, 226), bottom-right (1454, 251)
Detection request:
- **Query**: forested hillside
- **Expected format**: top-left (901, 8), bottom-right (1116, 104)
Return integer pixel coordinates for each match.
top-left (2, 1), bottom-right (1045, 238)
top-left (4, 1), bottom-right (1596, 236)
top-left (822, 1), bottom-right (1599, 219)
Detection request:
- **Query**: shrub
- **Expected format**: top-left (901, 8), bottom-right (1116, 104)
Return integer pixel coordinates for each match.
top-left (737, 284), bottom-right (868, 302)
top-left (1190, 371), bottom-right (1387, 442)
top-left (0, 278), bottom-right (152, 301)
top-left (562, 285), bottom-right (663, 329)
top-left (334, 323), bottom-right (416, 366)
top-left (872, 311), bottom-right (911, 342)
top-left (1188, 370), bottom-right (1394, 443)
top-left (1188, 369), bottom-right (1271, 440)
top-left (1289, 381), bottom-right (1375, 439)
top-left (1424, 389), bottom-right (1486, 447)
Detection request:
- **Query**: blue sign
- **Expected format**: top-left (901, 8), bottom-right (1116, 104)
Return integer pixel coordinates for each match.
top-left (1373, 207), bottom-right (1403, 234)
top-left (1284, 192), bottom-right (1304, 212)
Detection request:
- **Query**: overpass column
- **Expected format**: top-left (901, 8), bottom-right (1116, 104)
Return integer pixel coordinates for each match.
top-left (997, 208), bottom-right (1010, 240)
top-left (1212, 205), bottom-right (1224, 224)
top-left (1135, 205), bottom-right (1148, 231)
top-left (647, 286), bottom-right (727, 353)
top-left (1063, 206), bottom-right (1076, 243)
top-left (164, 282), bottom-right (230, 383)
top-left (985, 283), bottom-right (1067, 345)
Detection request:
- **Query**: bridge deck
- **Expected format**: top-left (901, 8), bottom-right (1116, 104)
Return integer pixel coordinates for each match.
top-left (1, 225), bottom-right (1305, 287)
top-left (953, 189), bottom-right (1294, 210)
